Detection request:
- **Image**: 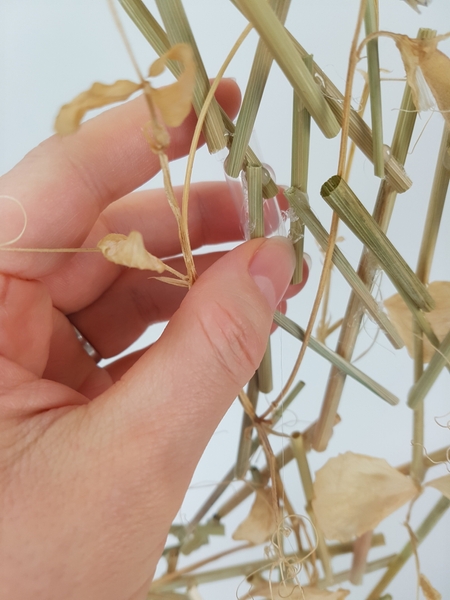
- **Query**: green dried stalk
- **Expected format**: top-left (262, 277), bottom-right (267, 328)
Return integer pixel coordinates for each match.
top-left (274, 311), bottom-right (399, 406)
top-left (286, 31), bottom-right (411, 193)
top-left (235, 374), bottom-right (259, 479)
top-left (154, 536), bottom-right (387, 591)
top-left (284, 187), bottom-right (404, 348)
top-left (154, 0), bottom-right (226, 152)
top-left (411, 319), bottom-right (425, 483)
top-left (234, 0), bottom-right (340, 139)
top-left (291, 433), bottom-right (333, 584)
top-left (366, 496), bottom-right (450, 600)
top-left (364, 0), bottom-right (384, 178)
top-left (290, 54), bottom-right (312, 284)
top-left (320, 175), bottom-right (435, 312)
top-left (119, 0), bottom-right (170, 55)
top-left (247, 164), bottom-right (273, 393)
top-left (226, 0), bottom-right (291, 178)
top-left (408, 330), bottom-right (450, 409)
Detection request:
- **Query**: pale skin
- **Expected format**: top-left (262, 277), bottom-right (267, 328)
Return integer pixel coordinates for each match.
top-left (0, 80), bottom-right (308, 599)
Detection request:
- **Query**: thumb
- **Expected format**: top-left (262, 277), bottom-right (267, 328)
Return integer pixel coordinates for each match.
top-left (93, 236), bottom-right (295, 515)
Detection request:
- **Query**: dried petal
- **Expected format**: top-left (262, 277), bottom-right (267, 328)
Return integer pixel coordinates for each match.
top-left (426, 474), bottom-right (450, 499)
top-left (148, 43), bottom-right (196, 128)
top-left (420, 574), bottom-right (442, 600)
top-left (55, 80), bottom-right (142, 135)
top-left (384, 281), bottom-right (450, 362)
top-left (312, 452), bottom-right (418, 542)
top-left (232, 487), bottom-right (278, 545)
top-left (393, 34), bottom-right (450, 126)
top-left (97, 231), bottom-right (165, 272)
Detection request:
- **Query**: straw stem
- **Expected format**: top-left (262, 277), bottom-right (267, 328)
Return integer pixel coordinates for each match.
top-left (235, 374), bottom-right (259, 479)
top-left (366, 496), bottom-right (450, 600)
top-left (226, 0), bottom-right (291, 178)
top-left (234, 0), bottom-right (340, 139)
top-left (364, 0), bottom-right (384, 177)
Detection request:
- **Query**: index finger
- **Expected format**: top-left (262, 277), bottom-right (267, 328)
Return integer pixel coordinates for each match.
top-left (0, 79), bottom-right (240, 279)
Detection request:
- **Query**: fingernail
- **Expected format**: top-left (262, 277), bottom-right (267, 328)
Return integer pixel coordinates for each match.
top-left (249, 237), bottom-right (296, 311)
top-left (304, 253), bottom-right (312, 271)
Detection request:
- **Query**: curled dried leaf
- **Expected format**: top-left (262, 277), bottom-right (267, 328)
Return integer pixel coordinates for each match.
top-left (232, 487), bottom-right (278, 545)
top-left (420, 574), bottom-right (442, 600)
top-left (384, 282), bottom-right (450, 362)
top-left (97, 231), bottom-right (165, 272)
top-left (426, 474), bottom-right (450, 499)
top-left (55, 80), bottom-right (142, 135)
top-left (148, 43), bottom-right (196, 128)
top-left (392, 33), bottom-right (450, 126)
top-left (402, 0), bottom-right (432, 13)
top-left (312, 452), bottom-right (418, 542)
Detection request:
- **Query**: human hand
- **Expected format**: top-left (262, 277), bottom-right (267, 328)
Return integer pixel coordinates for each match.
top-left (0, 79), bottom-right (307, 600)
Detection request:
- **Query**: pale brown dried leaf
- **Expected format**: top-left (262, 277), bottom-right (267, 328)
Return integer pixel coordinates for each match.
top-left (148, 43), bottom-right (196, 128)
top-left (312, 452), bottom-right (418, 542)
top-left (55, 80), bottom-right (142, 135)
top-left (232, 487), bottom-right (278, 545)
top-left (97, 231), bottom-right (165, 272)
top-left (420, 574), bottom-right (442, 600)
top-left (393, 34), bottom-right (450, 126)
top-left (402, 0), bottom-right (432, 14)
top-left (426, 474), bottom-right (450, 499)
top-left (384, 282), bottom-right (450, 362)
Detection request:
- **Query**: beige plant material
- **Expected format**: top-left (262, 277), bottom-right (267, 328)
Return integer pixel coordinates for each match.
top-left (148, 43), bottom-right (196, 128)
top-left (232, 487), bottom-right (278, 545)
top-left (419, 574), bottom-right (442, 600)
top-left (312, 452), bottom-right (418, 542)
top-left (425, 474), bottom-right (450, 499)
top-left (384, 281), bottom-right (450, 362)
top-left (392, 33), bottom-right (450, 127)
top-left (242, 580), bottom-right (349, 600)
top-left (55, 80), bottom-right (142, 135)
top-left (402, 0), bottom-right (432, 13)
top-left (97, 231), bottom-right (165, 272)
top-left (55, 43), bottom-right (196, 136)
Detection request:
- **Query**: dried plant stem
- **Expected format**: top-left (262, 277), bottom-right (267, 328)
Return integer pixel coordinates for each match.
top-left (411, 320), bottom-right (425, 484)
top-left (234, 0), bottom-right (340, 139)
top-left (365, 496), bottom-right (450, 600)
top-left (290, 54), bottom-right (312, 285)
top-left (364, 0), bottom-right (384, 177)
top-left (236, 374), bottom-right (259, 479)
top-left (155, 0), bottom-right (226, 152)
top-left (350, 530), bottom-right (374, 585)
top-left (397, 446), bottom-right (450, 475)
top-left (312, 29), bottom-right (431, 450)
top-left (285, 187), bottom-right (403, 348)
top-left (290, 433), bottom-right (333, 585)
top-left (408, 330), bottom-right (450, 408)
top-left (226, 0), bottom-right (291, 178)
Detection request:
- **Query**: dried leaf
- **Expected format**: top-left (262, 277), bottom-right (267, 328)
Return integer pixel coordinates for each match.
top-left (148, 43), bottom-right (196, 128)
top-left (97, 231), bottom-right (165, 272)
top-left (242, 580), bottom-right (349, 600)
top-left (402, 0), bottom-right (432, 13)
top-left (384, 282), bottom-right (450, 362)
top-left (426, 474), bottom-right (450, 499)
top-left (55, 80), bottom-right (142, 135)
top-left (420, 574), bottom-right (442, 600)
top-left (312, 452), bottom-right (418, 542)
top-left (392, 34), bottom-right (450, 126)
top-left (232, 487), bottom-right (278, 544)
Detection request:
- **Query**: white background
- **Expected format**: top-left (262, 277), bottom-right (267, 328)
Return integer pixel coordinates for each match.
top-left (1, 1), bottom-right (449, 599)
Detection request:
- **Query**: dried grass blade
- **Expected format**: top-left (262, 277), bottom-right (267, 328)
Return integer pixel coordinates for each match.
top-left (226, 0), bottom-right (291, 178)
top-left (364, 0), bottom-right (384, 178)
top-left (365, 496), bottom-right (450, 600)
top-left (155, 0), bottom-right (226, 153)
top-left (119, 0), bottom-right (170, 55)
top-left (285, 187), bottom-right (404, 348)
top-left (274, 311), bottom-right (399, 405)
top-left (321, 176), bottom-right (434, 312)
top-left (234, 0), bottom-right (340, 139)
top-left (235, 375), bottom-right (259, 479)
